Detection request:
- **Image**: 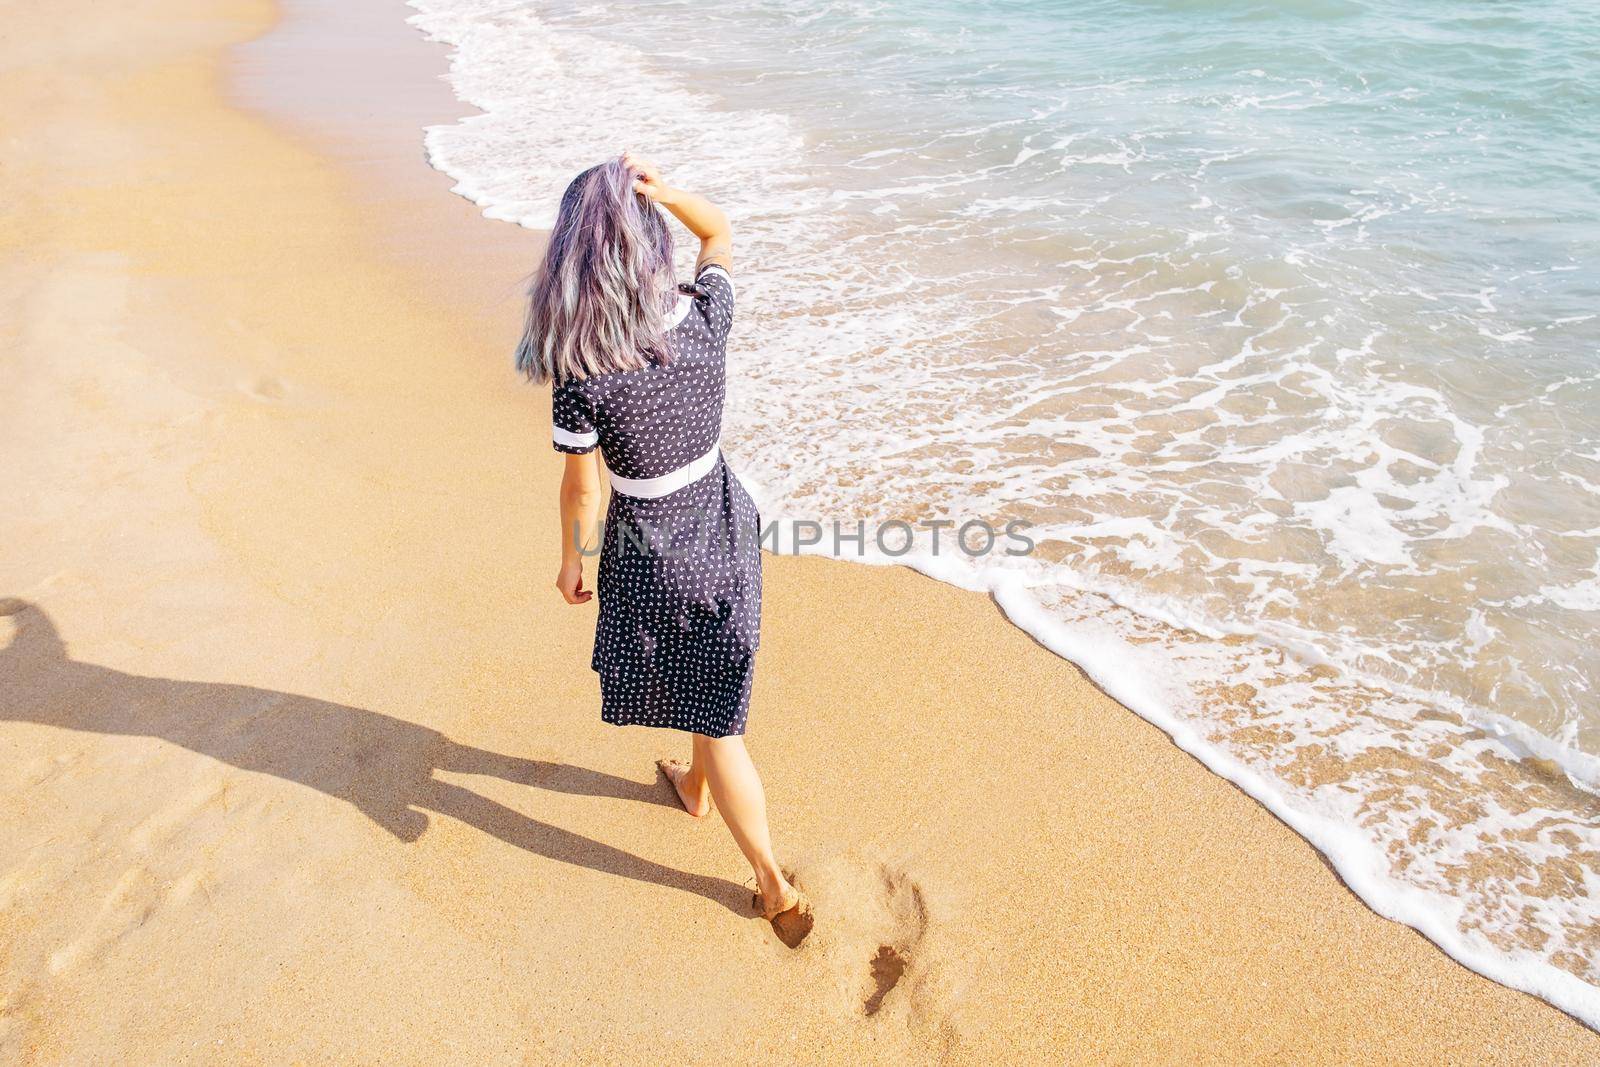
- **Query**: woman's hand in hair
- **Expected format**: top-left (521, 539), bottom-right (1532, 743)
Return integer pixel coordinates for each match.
top-left (623, 151), bottom-right (668, 201)
top-left (626, 153), bottom-right (731, 258)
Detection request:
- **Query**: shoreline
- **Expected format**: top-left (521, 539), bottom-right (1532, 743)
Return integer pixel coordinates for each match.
top-left (1, 0), bottom-right (1595, 1062)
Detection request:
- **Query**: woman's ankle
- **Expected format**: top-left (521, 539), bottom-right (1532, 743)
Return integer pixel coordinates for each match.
top-left (755, 866), bottom-right (791, 902)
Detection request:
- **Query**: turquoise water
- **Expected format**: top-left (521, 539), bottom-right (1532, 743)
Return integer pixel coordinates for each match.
top-left (407, 0), bottom-right (1600, 1025)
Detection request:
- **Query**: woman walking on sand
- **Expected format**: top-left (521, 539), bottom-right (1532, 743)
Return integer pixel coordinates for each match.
top-left (520, 153), bottom-right (811, 944)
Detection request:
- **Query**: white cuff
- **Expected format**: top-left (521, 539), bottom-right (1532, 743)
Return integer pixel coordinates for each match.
top-left (553, 424), bottom-right (598, 449)
top-left (698, 264), bottom-right (733, 294)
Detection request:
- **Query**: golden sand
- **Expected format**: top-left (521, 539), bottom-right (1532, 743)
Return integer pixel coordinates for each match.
top-left (1, 0), bottom-right (1596, 1060)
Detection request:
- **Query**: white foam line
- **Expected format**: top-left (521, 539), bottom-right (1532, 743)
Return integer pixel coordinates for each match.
top-left (983, 575), bottom-right (1600, 1031)
top-left (738, 470), bottom-right (1600, 1030)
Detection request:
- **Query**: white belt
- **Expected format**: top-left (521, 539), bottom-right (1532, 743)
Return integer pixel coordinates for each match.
top-left (608, 440), bottom-right (721, 499)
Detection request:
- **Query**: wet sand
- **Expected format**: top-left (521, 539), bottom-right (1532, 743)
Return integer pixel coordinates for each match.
top-left (1, 0), bottom-right (1596, 1061)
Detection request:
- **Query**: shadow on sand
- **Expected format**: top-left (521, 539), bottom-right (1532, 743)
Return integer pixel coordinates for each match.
top-left (0, 598), bottom-right (747, 914)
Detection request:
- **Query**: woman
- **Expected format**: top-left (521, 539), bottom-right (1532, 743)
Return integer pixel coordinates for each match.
top-left (519, 153), bottom-right (811, 944)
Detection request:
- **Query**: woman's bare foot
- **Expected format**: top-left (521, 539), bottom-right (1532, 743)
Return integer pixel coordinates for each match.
top-left (753, 874), bottom-right (814, 948)
top-left (656, 758), bottom-right (711, 818)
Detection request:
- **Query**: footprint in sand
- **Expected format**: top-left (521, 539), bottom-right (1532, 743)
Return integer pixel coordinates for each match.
top-left (864, 942), bottom-right (908, 1016)
top-left (242, 375), bottom-right (286, 401)
top-left (16, 751), bottom-right (79, 791)
top-left (48, 864), bottom-right (165, 974)
top-left (127, 778), bottom-right (226, 853)
top-left (858, 864), bottom-right (929, 1017)
top-left (780, 852), bottom-right (934, 1021)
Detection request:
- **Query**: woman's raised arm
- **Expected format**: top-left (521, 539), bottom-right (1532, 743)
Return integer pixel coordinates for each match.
top-left (624, 152), bottom-right (732, 274)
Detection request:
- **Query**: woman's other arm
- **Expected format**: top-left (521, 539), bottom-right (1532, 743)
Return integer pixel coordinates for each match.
top-left (556, 451), bottom-right (602, 604)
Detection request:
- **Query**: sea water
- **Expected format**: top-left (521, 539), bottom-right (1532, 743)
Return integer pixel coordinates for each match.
top-left (404, 0), bottom-right (1600, 1025)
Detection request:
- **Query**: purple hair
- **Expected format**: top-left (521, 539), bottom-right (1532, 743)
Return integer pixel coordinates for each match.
top-left (516, 157), bottom-right (678, 384)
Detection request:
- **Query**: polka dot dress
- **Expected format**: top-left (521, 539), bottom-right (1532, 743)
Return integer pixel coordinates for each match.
top-left (551, 265), bottom-right (761, 738)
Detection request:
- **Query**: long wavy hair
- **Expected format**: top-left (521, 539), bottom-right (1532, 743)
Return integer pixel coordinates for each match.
top-left (516, 158), bottom-right (679, 384)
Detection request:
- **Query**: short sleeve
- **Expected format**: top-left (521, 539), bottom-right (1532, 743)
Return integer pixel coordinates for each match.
top-left (551, 380), bottom-right (598, 454)
top-left (694, 263), bottom-right (735, 342)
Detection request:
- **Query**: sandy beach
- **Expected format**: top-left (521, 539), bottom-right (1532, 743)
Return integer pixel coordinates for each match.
top-left (1, 0), bottom-right (1596, 1061)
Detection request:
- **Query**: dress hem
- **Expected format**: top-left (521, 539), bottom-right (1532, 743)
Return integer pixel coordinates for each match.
top-left (599, 715), bottom-right (748, 740)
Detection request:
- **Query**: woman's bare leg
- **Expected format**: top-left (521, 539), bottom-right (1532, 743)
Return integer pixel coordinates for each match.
top-left (693, 732), bottom-right (795, 909)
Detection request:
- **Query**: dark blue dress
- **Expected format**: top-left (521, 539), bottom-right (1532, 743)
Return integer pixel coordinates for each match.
top-left (551, 266), bottom-right (762, 737)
